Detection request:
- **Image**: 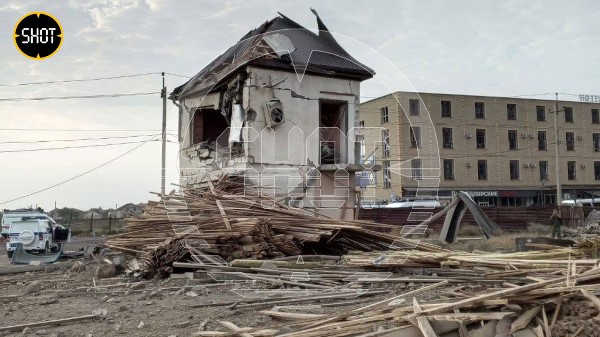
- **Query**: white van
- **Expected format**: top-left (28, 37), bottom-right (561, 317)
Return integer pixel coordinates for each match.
top-left (6, 219), bottom-right (66, 258)
top-left (1, 211), bottom-right (56, 238)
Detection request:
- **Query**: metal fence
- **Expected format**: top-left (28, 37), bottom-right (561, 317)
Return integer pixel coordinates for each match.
top-left (358, 206), bottom-right (596, 231)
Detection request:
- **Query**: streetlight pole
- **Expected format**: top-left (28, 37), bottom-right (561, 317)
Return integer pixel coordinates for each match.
top-left (553, 92), bottom-right (562, 205)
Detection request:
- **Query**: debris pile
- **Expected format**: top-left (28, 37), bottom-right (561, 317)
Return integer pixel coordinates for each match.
top-left (104, 175), bottom-right (443, 274)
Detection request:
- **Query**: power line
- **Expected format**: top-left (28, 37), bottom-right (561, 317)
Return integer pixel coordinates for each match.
top-left (0, 72), bottom-right (161, 87)
top-left (0, 139), bottom-right (160, 153)
top-left (0, 136), bottom-right (159, 205)
top-left (0, 133), bottom-right (161, 144)
top-left (0, 128), bottom-right (177, 132)
top-left (0, 92), bottom-right (159, 102)
top-left (164, 72), bottom-right (192, 79)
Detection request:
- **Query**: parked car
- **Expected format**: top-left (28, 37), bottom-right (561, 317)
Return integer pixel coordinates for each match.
top-left (5, 219), bottom-right (69, 258)
top-left (1, 209), bottom-right (56, 239)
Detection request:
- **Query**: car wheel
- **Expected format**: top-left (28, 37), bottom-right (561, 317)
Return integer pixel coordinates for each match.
top-left (7, 250), bottom-right (13, 259)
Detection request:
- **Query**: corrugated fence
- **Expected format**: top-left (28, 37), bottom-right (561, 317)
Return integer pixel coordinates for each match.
top-left (358, 206), bottom-right (594, 231)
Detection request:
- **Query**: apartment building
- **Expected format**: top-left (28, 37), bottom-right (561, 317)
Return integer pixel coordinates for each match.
top-left (357, 91), bottom-right (600, 206)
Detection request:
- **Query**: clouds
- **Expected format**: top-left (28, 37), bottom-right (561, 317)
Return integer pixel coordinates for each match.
top-left (0, 0), bottom-right (598, 210)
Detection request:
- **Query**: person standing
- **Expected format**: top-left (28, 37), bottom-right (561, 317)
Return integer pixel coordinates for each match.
top-left (550, 209), bottom-right (562, 239)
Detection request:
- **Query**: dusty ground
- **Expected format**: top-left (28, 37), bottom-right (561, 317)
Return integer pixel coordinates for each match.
top-left (0, 240), bottom-right (425, 337)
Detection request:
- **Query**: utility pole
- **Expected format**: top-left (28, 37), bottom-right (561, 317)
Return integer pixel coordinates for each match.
top-left (161, 72), bottom-right (167, 195)
top-left (553, 92), bottom-right (562, 205)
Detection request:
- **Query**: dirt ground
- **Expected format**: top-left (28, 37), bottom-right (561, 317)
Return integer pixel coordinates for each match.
top-left (0, 239), bottom-right (417, 337)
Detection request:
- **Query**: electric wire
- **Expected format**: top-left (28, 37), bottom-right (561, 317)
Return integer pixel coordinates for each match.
top-left (0, 139), bottom-right (160, 153)
top-left (0, 136), bottom-right (159, 205)
top-left (0, 133), bottom-right (161, 144)
top-left (0, 92), bottom-right (159, 102)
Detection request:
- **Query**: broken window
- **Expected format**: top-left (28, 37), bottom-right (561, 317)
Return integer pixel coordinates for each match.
top-left (411, 158), bottom-right (422, 180)
top-left (593, 109), bottom-right (600, 124)
top-left (442, 128), bottom-right (453, 149)
top-left (443, 159), bottom-right (454, 180)
top-left (409, 99), bottom-right (420, 116)
top-left (536, 105), bottom-right (546, 122)
top-left (192, 108), bottom-right (229, 147)
top-left (441, 100), bottom-right (452, 118)
top-left (382, 129), bottom-right (390, 157)
top-left (568, 161), bottom-right (577, 180)
top-left (538, 131), bottom-right (547, 151)
top-left (380, 106), bottom-right (389, 124)
top-left (566, 132), bottom-right (575, 151)
top-left (319, 100), bottom-right (348, 165)
top-left (477, 159), bottom-right (488, 180)
top-left (476, 129), bottom-right (486, 149)
top-left (564, 107), bottom-right (574, 123)
top-left (509, 160), bottom-right (520, 180)
top-left (507, 104), bottom-right (517, 120)
top-left (359, 120), bottom-right (365, 127)
top-left (382, 160), bottom-right (391, 188)
top-left (508, 130), bottom-right (518, 150)
top-left (475, 102), bottom-right (485, 119)
top-left (594, 133), bottom-right (600, 152)
top-left (539, 161), bottom-right (549, 181)
top-left (410, 126), bottom-right (421, 148)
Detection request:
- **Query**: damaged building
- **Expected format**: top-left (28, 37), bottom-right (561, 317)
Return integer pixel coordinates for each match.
top-left (170, 10), bottom-right (376, 219)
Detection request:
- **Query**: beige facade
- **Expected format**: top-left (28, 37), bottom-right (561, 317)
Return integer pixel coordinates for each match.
top-left (358, 91), bottom-right (600, 205)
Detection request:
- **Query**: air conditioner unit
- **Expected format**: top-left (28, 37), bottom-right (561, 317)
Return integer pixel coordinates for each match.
top-left (466, 162), bottom-right (472, 167)
top-left (521, 133), bottom-right (528, 139)
top-left (581, 164), bottom-right (587, 169)
top-left (523, 163), bottom-right (530, 168)
top-left (577, 135), bottom-right (583, 141)
top-left (465, 133), bottom-right (473, 138)
top-left (531, 163), bottom-right (537, 168)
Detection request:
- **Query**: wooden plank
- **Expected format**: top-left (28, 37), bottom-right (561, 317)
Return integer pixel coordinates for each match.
top-left (580, 289), bottom-right (600, 313)
top-left (413, 298), bottom-right (438, 337)
top-left (0, 314), bottom-right (100, 332)
top-left (510, 306), bottom-right (540, 333)
top-left (259, 311), bottom-right (326, 320)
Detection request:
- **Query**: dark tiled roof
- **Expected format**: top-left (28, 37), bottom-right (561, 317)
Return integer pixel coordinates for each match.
top-left (171, 10), bottom-right (374, 99)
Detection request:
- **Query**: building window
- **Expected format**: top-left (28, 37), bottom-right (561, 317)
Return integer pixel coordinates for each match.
top-left (441, 100), bottom-right (452, 117)
top-left (477, 159), bottom-right (488, 180)
top-left (593, 109), bottom-right (600, 124)
top-left (509, 160), bottom-right (520, 180)
top-left (566, 132), bottom-right (575, 151)
top-left (536, 105), bottom-right (546, 122)
top-left (564, 107), bottom-right (574, 123)
top-left (411, 158), bottom-right (422, 180)
top-left (410, 126), bottom-right (421, 148)
top-left (567, 161), bottom-right (576, 180)
top-left (380, 106), bottom-right (389, 124)
top-left (475, 102), bottom-right (485, 119)
top-left (442, 128), bottom-right (453, 148)
top-left (539, 160), bottom-right (549, 181)
top-left (382, 160), bottom-right (391, 188)
top-left (594, 133), bottom-right (600, 152)
top-left (538, 131), bottom-right (547, 151)
top-left (507, 104), bottom-right (517, 120)
top-left (508, 130), bottom-right (518, 150)
top-left (595, 161), bottom-right (600, 180)
top-left (409, 99), bottom-right (420, 116)
top-left (356, 134), bottom-right (366, 158)
top-left (382, 129), bottom-right (390, 157)
top-left (443, 159), bottom-right (454, 180)
top-left (358, 120), bottom-right (365, 127)
top-left (476, 129), bottom-right (486, 149)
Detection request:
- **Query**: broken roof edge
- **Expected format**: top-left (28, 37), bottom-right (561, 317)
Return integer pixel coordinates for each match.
top-left (170, 10), bottom-right (375, 101)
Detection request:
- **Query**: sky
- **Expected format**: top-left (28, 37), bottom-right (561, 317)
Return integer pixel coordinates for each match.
top-left (0, 0), bottom-right (598, 211)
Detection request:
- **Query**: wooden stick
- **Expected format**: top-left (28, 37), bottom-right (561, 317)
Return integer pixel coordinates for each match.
top-left (0, 314), bottom-right (100, 332)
